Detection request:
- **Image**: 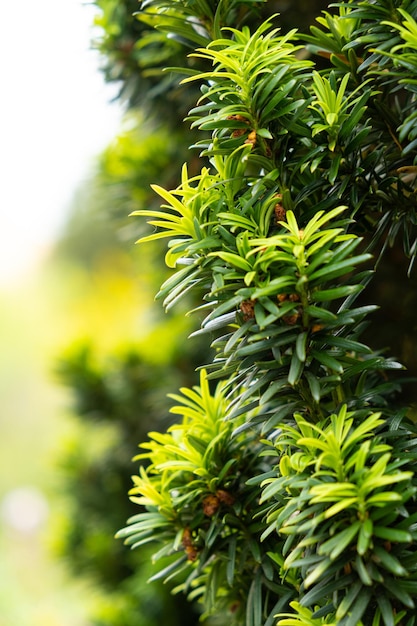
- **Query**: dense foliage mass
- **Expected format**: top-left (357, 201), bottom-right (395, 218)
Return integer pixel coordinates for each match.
top-left (57, 3), bottom-right (329, 624)
top-left (92, 0), bottom-right (327, 114)
top-left (112, 0), bottom-right (417, 624)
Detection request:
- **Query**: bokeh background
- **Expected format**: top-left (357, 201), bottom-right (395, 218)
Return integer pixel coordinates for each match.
top-left (0, 2), bottom-right (122, 623)
top-left (0, 3), bottom-right (206, 624)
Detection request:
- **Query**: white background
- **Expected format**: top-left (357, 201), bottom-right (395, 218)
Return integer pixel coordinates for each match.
top-left (0, 0), bottom-right (123, 285)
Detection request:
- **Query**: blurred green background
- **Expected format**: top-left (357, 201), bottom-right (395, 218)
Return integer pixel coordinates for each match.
top-left (0, 111), bottom-right (202, 625)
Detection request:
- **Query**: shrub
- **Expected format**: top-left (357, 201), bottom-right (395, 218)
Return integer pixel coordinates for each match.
top-left (117, 0), bottom-right (417, 624)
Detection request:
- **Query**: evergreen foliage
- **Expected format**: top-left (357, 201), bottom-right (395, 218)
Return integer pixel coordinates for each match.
top-left (115, 0), bottom-right (417, 624)
top-left (92, 0), bottom-right (327, 114)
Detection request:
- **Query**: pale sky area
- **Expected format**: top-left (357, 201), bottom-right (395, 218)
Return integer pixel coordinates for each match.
top-left (0, 0), bottom-right (123, 286)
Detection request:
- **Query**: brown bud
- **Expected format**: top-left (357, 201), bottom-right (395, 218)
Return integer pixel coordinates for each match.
top-left (274, 203), bottom-right (286, 223)
top-left (245, 130), bottom-right (257, 146)
top-left (282, 310), bottom-right (301, 325)
top-left (240, 299), bottom-right (256, 321)
top-left (289, 293), bottom-right (300, 302)
top-left (182, 527), bottom-right (198, 560)
top-left (277, 293), bottom-right (288, 303)
top-left (311, 323), bottom-right (324, 333)
top-left (227, 114), bottom-right (249, 123)
top-left (185, 545), bottom-right (198, 561)
top-left (182, 527), bottom-right (193, 547)
top-left (216, 489), bottom-right (235, 506)
top-left (202, 494), bottom-right (220, 517)
top-left (232, 128), bottom-right (247, 138)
